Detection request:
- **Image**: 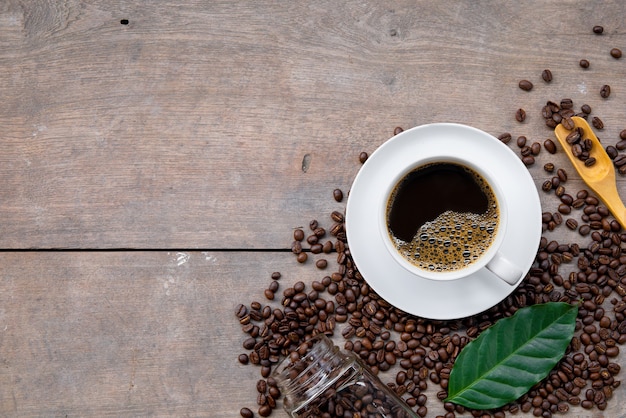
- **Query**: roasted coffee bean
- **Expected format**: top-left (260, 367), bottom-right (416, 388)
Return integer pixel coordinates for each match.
top-left (614, 155), bottom-right (626, 167)
top-left (579, 59), bottom-right (590, 69)
top-left (557, 168), bottom-right (568, 182)
top-left (562, 116), bottom-right (575, 130)
top-left (566, 129), bottom-right (581, 144)
top-left (600, 84), bottom-right (611, 98)
top-left (593, 25), bottom-right (604, 34)
top-left (542, 180), bottom-right (552, 192)
top-left (542, 69), bottom-right (553, 82)
top-left (332, 189), bottom-right (344, 202)
top-left (531, 142), bottom-right (541, 155)
top-left (615, 140), bottom-right (626, 152)
top-left (359, 151), bottom-right (369, 164)
top-left (611, 48), bottom-right (622, 59)
top-left (315, 259), bottom-right (327, 269)
top-left (394, 126), bottom-right (404, 135)
top-left (522, 155), bottom-right (535, 166)
top-left (516, 108), bottom-right (526, 122)
top-left (310, 243), bottom-right (323, 254)
top-left (544, 139), bottom-right (557, 154)
top-left (258, 404), bottom-right (271, 417)
top-left (516, 135), bottom-right (527, 148)
top-left (585, 157), bottom-right (597, 167)
top-left (240, 407), bottom-right (254, 418)
top-left (581, 104), bottom-right (592, 114)
top-left (555, 185), bottom-right (565, 197)
top-left (294, 229), bottom-right (305, 241)
top-left (519, 79), bottom-right (533, 91)
top-left (566, 218), bottom-right (579, 230)
top-left (498, 132), bottom-right (512, 143)
top-left (544, 162), bottom-right (555, 172)
top-left (558, 204), bottom-right (571, 214)
top-left (296, 252), bottom-right (307, 263)
top-left (560, 98), bottom-right (573, 109)
top-left (607, 145), bottom-right (619, 159)
top-left (592, 116), bottom-right (604, 130)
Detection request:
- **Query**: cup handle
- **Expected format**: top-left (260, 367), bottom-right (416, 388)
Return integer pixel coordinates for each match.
top-left (486, 252), bottom-right (523, 285)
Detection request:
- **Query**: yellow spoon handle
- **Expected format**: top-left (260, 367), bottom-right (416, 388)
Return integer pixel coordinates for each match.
top-left (593, 181), bottom-right (626, 230)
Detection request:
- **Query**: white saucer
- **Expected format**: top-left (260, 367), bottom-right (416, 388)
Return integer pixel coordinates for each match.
top-left (346, 123), bottom-right (542, 320)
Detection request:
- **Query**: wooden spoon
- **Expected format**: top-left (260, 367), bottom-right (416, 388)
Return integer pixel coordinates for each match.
top-left (554, 116), bottom-right (626, 229)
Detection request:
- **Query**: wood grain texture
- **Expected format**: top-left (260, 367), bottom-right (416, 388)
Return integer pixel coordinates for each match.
top-left (1, 1), bottom-right (625, 248)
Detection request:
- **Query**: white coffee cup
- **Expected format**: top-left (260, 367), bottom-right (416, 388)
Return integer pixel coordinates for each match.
top-left (378, 153), bottom-right (522, 285)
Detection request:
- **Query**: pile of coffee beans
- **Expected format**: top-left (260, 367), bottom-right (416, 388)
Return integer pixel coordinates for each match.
top-left (235, 25), bottom-right (625, 418)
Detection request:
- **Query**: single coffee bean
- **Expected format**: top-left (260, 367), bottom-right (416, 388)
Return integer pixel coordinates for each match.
top-left (579, 59), bottom-right (590, 69)
top-left (315, 259), bottom-right (328, 269)
top-left (562, 116), bottom-right (575, 130)
top-left (566, 130), bottom-right (581, 144)
top-left (258, 405), bottom-right (271, 417)
top-left (592, 116), bottom-right (604, 130)
top-left (293, 229), bottom-right (305, 241)
top-left (559, 203), bottom-right (572, 214)
top-left (552, 113), bottom-right (563, 123)
top-left (600, 85), bottom-right (611, 98)
top-left (544, 162), bottom-right (555, 172)
top-left (517, 135), bottom-right (527, 147)
top-left (593, 25), bottom-right (604, 34)
top-left (581, 104), bottom-right (592, 114)
top-left (611, 48), bottom-right (622, 59)
top-left (240, 407), bottom-right (254, 418)
top-left (531, 142), bottom-right (541, 155)
top-left (332, 188), bottom-right (343, 202)
top-left (606, 145), bottom-right (619, 159)
top-left (557, 168), bottom-right (568, 182)
top-left (542, 69), bottom-right (553, 82)
top-left (310, 243), bottom-right (323, 254)
top-left (498, 132), bottom-right (512, 143)
top-left (555, 185), bottom-right (565, 197)
top-left (620, 129), bottom-right (626, 140)
top-left (522, 155), bottom-right (535, 166)
top-left (561, 98), bottom-right (573, 109)
top-left (566, 218), bottom-right (579, 230)
top-left (296, 252), bottom-right (307, 263)
top-left (519, 79), bottom-right (533, 91)
top-left (542, 180), bottom-right (552, 192)
top-left (544, 139), bottom-right (557, 154)
top-left (516, 108), bottom-right (526, 122)
top-left (615, 140), bottom-right (626, 151)
top-left (394, 126), bottom-right (404, 136)
top-left (358, 151), bottom-right (369, 164)
top-left (585, 157), bottom-right (597, 167)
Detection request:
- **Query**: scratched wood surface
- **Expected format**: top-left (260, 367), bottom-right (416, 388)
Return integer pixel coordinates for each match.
top-left (1, 0), bottom-right (626, 417)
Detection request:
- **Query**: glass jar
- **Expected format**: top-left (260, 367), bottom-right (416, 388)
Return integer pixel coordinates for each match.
top-left (273, 334), bottom-right (417, 418)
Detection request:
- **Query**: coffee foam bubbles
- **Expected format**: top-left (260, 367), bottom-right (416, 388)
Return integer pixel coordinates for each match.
top-left (393, 206), bottom-right (499, 272)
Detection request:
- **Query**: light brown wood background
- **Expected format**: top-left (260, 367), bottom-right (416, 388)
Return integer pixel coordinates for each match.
top-left (1, 1), bottom-right (626, 417)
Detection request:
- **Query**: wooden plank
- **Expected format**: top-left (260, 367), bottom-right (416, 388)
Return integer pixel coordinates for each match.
top-left (1, 1), bottom-right (626, 248)
top-left (1, 251), bottom-right (625, 417)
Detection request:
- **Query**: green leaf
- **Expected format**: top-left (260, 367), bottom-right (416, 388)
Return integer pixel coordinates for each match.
top-left (445, 302), bottom-right (578, 410)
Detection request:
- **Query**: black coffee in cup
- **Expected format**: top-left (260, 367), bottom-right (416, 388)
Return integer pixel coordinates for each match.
top-left (386, 162), bottom-right (500, 272)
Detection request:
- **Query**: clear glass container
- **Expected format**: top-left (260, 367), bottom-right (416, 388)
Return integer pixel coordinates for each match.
top-left (273, 334), bottom-right (418, 418)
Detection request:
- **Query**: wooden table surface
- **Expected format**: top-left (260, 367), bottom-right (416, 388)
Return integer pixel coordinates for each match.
top-left (2, 1), bottom-right (626, 417)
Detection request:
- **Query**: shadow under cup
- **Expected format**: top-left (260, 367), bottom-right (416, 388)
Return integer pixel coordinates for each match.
top-left (379, 157), bottom-right (522, 285)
